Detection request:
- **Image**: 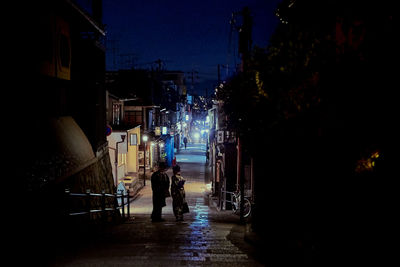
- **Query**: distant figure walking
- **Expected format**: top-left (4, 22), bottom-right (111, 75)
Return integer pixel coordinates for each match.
top-left (183, 136), bottom-right (188, 149)
top-left (206, 144), bottom-right (210, 164)
top-left (151, 162), bottom-right (170, 222)
top-left (171, 165), bottom-right (188, 221)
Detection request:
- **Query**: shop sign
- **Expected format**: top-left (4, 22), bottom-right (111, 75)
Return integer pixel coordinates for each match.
top-left (217, 131), bottom-right (224, 143)
top-left (155, 127), bottom-right (161, 136)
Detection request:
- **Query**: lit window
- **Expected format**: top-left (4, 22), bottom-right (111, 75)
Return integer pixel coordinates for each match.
top-left (112, 103), bottom-right (121, 125)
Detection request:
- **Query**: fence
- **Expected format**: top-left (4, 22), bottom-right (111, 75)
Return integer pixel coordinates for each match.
top-left (64, 188), bottom-right (131, 221)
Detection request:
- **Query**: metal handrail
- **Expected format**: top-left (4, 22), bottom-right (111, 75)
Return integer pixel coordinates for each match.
top-left (65, 189), bottom-right (131, 219)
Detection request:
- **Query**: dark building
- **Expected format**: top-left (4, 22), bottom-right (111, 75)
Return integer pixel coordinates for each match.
top-left (12, 0), bottom-right (114, 233)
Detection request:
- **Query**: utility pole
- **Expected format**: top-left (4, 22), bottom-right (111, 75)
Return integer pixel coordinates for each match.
top-left (155, 59), bottom-right (163, 71)
top-left (236, 7), bottom-right (252, 224)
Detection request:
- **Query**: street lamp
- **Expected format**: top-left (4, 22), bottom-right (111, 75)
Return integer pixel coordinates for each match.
top-left (142, 134), bottom-right (148, 186)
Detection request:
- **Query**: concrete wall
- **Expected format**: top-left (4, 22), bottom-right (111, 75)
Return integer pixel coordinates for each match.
top-left (26, 116), bottom-right (116, 224)
top-left (127, 127), bottom-right (140, 174)
top-left (107, 131), bottom-right (128, 183)
top-left (64, 146), bottom-right (115, 221)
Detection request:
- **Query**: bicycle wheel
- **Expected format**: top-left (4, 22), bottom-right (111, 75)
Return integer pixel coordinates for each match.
top-left (231, 194), bottom-right (239, 213)
top-left (242, 198), bottom-right (251, 218)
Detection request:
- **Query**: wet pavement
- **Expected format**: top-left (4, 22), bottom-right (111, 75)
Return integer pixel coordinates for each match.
top-left (50, 144), bottom-right (265, 266)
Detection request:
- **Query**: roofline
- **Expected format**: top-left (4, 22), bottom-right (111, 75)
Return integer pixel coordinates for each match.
top-left (66, 0), bottom-right (105, 36)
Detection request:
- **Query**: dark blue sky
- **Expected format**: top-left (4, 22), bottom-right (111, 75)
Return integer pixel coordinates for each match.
top-left (102, 0), bottom-right (282, 95)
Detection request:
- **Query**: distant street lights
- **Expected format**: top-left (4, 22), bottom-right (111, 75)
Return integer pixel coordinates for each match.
top-left (142, 134), bottom-right (148, 186)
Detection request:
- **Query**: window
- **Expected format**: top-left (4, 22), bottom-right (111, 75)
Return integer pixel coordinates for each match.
top-left (112, 103), bottom-right (121, 125)
top-left (125, 110), bottom-right (142, 125)
top-left (130, 133), bottom-right (137, 145)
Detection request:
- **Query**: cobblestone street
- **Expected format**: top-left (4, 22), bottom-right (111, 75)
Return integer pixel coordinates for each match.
top-left (50, 144), bottom-right (264, 266)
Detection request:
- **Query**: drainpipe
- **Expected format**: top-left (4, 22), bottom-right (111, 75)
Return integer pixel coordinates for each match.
top-left (114, 135), bottom-right (126, 186)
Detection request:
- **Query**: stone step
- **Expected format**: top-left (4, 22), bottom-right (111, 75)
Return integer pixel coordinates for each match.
top-left (120, 176), bottom-right (143, 198)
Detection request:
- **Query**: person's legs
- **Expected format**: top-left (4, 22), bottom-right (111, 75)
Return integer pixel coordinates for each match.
top-left (173, 198), bottom-right (184, 221)
top-left (151, 204), bottom-right (162, 221)
top-left (176, 213), bottom-right (183, 221)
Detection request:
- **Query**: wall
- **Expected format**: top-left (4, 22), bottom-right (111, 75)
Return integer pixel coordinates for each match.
top-left (24, 117), bottom-right (116, 226)
top-left (127, 127), bottom-right (141, 174)
top-left (107, 131), bottom-right (128, 183)
top-left (61, 145), bottom-right (115, 222)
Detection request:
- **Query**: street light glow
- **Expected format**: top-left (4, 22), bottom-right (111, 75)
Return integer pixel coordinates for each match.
top-left (193, 132), bottom-right (200, 139)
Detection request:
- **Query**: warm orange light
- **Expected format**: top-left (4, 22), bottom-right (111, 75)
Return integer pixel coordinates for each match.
top-left (371, 151), bottom-right (380, 159)
top-left (355, 150), bottom-right (381, 173)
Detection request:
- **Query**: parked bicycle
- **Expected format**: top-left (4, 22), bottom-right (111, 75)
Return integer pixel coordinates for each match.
top-left (231, 190), bottom-right (252, 218)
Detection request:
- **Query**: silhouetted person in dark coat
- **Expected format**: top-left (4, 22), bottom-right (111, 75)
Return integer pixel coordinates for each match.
top-left (183, 136), bottom-right (188, 149)
top-left (151, 162), bottom-right (170, 222)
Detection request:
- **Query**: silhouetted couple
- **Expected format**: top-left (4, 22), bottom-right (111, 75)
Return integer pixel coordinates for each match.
top-left (151, 162), bottom-right (188, 222)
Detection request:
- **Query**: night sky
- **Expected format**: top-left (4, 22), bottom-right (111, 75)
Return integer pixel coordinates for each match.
top-left (102, 0), bottom-right (282, 95)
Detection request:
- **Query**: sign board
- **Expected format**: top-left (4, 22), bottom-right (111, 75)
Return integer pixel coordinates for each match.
top-left (217, 130), bottom-right (224, 143)
top-left (155, 127), bottom-right (161, 136)
top-left (106, 125), bottom-right (112, 136)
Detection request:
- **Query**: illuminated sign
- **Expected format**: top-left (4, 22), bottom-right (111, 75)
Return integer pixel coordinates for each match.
top-left (155, 127), bottom-right (161, 136)
top-left (217, 131), bottom-right (224, 143)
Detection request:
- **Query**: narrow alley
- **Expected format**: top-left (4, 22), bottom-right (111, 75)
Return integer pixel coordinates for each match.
top-left (50, 144), bottom-right (264, 266)
top-left (17, 2), bottom-right (396, 266)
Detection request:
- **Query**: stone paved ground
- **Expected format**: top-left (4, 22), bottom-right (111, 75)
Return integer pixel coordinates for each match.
top-left (47, 144), bottom-right (266, 266)
top-left (52, 201), bottom-right (263, 266)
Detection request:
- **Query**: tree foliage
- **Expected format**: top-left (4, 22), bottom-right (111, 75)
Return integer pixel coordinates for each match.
top-left (217, 0), bottom-right (395, 173)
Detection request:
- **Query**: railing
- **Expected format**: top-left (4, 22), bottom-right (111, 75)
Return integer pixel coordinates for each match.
top-left (220, 189), bottom-right (235, 210)
top-left (65, 188), bottom-right (131, 220)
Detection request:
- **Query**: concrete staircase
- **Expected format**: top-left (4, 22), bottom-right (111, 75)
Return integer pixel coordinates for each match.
top-left (120, 173), bottom-right (144, 199)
